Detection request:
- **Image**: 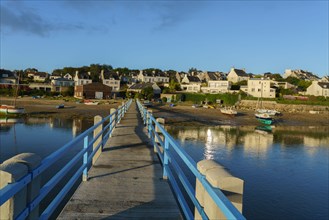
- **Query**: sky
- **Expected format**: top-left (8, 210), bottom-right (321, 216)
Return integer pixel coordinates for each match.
top-left (0, 0), bottom-right (328, 76)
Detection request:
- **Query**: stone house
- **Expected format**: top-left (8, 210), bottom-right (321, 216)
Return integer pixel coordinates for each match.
top-left (227, 68), bottom-right (249, 83)
top-left (247, 78), bottom-right (276, 98)
top-left (74, 82), bottom-right (112, 99)
top-left (306, 81), bottom-right (329, 97)
top-left (180, 75), bottom-right (202, 93)
top-left (74, 71), bottom-right (92, 86)
top-left (138, 70), bottom-right (169, 83)
top-left (101, 70), bottom-right (120, 91)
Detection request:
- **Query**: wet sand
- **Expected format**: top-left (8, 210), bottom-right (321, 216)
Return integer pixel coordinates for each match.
top-left (1, 97), bottom-right (329, 126)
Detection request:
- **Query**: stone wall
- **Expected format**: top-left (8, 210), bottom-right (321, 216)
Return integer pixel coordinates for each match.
top-left (238, 100), bottom-right (329, 113)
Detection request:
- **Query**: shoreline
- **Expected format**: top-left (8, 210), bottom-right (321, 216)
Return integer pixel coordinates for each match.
top-left (1, 97), bottom-right (329, 127)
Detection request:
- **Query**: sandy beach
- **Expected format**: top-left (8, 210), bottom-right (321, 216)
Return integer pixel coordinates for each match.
top-left (1, 97), bottom-right (329, 126)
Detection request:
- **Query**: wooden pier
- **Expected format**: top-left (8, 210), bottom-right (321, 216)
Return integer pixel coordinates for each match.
top-left (58, 103), bottom-right (182, 219)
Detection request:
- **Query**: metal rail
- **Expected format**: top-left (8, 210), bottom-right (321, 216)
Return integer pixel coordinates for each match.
top-left (0, 99), bottom-right (132, 219)
top-left (136, 99), bottom-right (246, 220)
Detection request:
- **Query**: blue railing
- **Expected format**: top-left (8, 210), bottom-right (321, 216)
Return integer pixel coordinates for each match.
top-left (0, 99), bottom-right (132, 220)
top-left (136, 99), bottom-right (245, 220)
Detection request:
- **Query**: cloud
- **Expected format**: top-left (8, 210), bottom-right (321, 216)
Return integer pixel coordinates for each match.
top-left (0, 3), bottom-right (108, 37)
top-left (0, 4), bottom-right (52, 36)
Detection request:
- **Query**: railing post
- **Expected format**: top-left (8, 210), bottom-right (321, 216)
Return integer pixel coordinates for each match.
top-left (0, 159), bottom-right (28, 220)
top-left (163, 137), bottom-right (169, 179)
top-left (93, 115), bottom-right (103, 163)
top-left (147, 110), bottom-right (152, 139)
top-left (155, 118), bottom-right (165, 153)
top-left (83, 136), bottom-right (88, 181)
top-left (121, 101), bottom-right (125, 117)
top-left (195, 160), bottom-right (244, 219)
top-left (110, 108), bottom-right (116, 137)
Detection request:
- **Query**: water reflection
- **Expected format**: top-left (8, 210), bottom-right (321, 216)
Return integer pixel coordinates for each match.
top-left (166, 125), bottom-right (329, 220)
top-left (0, 117), bottom-right (93, 163)
top-left (168, 125), bottom-right (329, 159)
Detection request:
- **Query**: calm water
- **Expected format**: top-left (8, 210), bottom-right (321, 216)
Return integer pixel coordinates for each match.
top-left (1, 118), bottom-right (328, 219)
top-left (167, 125), bottom-right (329, 220)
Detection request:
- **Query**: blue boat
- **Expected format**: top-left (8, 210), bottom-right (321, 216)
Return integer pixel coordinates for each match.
top-left (56, 104), bottom-right (64, 109)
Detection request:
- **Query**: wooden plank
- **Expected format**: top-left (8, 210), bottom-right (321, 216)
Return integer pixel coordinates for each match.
top-left (59, 103), bottom-right (182, 219)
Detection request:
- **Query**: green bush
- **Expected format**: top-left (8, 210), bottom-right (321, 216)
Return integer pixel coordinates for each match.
top-left (182, 93), bottom-right (241, 106)
top-left (162, 97), bottom-right (168, 103)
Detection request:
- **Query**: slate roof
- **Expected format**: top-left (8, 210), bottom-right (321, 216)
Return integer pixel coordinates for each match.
top-left (187, 75), bottom-right (201, 82)
top-left (103, 72), bottom-right (119, 80)
top-left (129, 83), bottom-right (154, 90)
top-left (233, 69), bottom-right (248, 77)
top-left (318, 82), bottom-right (329, 89)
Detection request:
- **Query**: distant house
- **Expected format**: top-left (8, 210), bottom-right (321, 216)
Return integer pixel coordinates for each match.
top-left (200, 71), bottom-right (225, 83)
top-left (28, 72), bottom-right (49, 82)
top-left (201, 80), bottom-right (231, 94)
top-left (227, 68), bottom-right (249, 83)
top-left (283, 69), bottom-right (320, 81)
top-left (320, 76), bottom-right (329, 82)
top-left (101, 70), bottom-right (120, 91)
top-left (63, 73), bottom-right (73, 80)
top-left (180, 75), bottom-right (202, 93)
top-left (50, 72), bottom-right (62, 80)
top-left (127, 82), bottom-right (161, 95)
top-left (138, 70), bottom-right (169, 83)
top-left (306, 81), bottom-right (329, 97)
top-left (74, 82), bottom-right (112, 99)
top-left (29, 83), bottom-right (52, 92)
top-left (247, 78), bottom-right (276, 98)
top-left (51, 78), bottom-right (75, 93)
top-left (0, 69), bottom-right (17, 84)
top-left (74, 71), bottom-right (92, 86)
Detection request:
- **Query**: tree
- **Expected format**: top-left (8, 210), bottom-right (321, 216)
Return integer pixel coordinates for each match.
top-left (141, 86), bottom-right (154, 100)
top-left (169, 79), bottom-right (181, 92)
top-left (188, 67), bottom-right (198, 73)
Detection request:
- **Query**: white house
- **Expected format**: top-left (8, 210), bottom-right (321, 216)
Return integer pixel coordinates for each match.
top-left (306, 81), bottom-right (329, 97)
top-left (227, 68), bottom-right (249, 83)
top-left (63, 73), bottom-right (73, 80)
top-left (127, 82), bottom-right (161, 95)
top-left (180, 75), bottom-right (202, 93)
top-left (201, 80), bottom-right (231, 94)
top-left (101, 70), bottom-right (120, 91)
top-left (28, 72), bottom-right (49, 82)
top-left (51, 78), bottom-right (75, 93)
top-left (247, 78), bottom-right (276, 98)
top-left (74, 71), bottom-right (92, 86)
top-left (138, 70), bottom-right (169, 83)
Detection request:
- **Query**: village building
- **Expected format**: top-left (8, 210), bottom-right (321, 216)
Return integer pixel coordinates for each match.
top-left (180, 75), bottom-right (201, 93)
top-left (74, 82), bottom-right (112, 99)
top-left (283, 69), bottom-right (320, 81)
top-left (227, 68), bottom-right (250, 83)
top-left (138, 70), bottom-right (169, 83)
top-left (50, 72), bottom-right (62, 80)
top-left (0, 70), bottom-right (17, 84)
top-left (74, 71), bottom-right (92, 86)
top-left (27, 72), bottom-right (49, 82)
top-left (63, 73), bottom-right (73, 80)
top-left (51, 78), bottom-right (75, 93)
top-left (247, 78), bottom-right (276, 98)
top-left (127, 82), bottom-right (161, 95)
top-left (305, 81), bottom-right (329, 97)
top-left (200, 71), bottom-right (225, 83)
top-left (100, 70), bottom-right (120, 91)
top-left (29, 83), bottom-right (52, 92)
top-left (201, 80), bottom-right (231, 94)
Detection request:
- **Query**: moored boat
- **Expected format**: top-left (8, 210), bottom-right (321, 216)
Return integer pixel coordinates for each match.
top-left (0, 105), bottom-right (25, 115)
top-left (220, 107), bottom-right (237, 116)
top-left (255, 113), bottom-right (273, 125)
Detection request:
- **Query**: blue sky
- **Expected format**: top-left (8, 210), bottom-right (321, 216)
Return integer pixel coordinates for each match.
top-left (1, 0), bottom-right (328, 76)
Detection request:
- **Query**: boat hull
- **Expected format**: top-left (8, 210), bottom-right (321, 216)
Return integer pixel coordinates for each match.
top-left (0, 105), bottom-right (25, 115)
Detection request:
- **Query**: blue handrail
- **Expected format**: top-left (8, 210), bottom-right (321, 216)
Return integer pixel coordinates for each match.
top-left (0, 99), bottom-right (132, 219)
top-left (136, 99), bottom-right (246, 220)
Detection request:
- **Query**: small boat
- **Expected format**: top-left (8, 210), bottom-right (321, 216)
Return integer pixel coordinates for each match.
top-left (255, 113), bottom-right (273, 125)
top-left (56, 104), bottom-right (64, 109)
top-left (220, 107), bottom-right (237, 116)
top-left (256, 109), bottom-right (280, 116)
top-left (192, 104), bottom-right (200, 108)
top-left (84, 100), bottom-right (99, 105)
top-left (0, 105), bottom-right (25, 115)
top-left (0, 73), bottom-right (25, 115)
top-left (309, 110), bottom-right (319, 114)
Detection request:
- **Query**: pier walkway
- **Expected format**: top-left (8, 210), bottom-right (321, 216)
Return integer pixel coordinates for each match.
top-left (58, 102), bottom-right (182, 219)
